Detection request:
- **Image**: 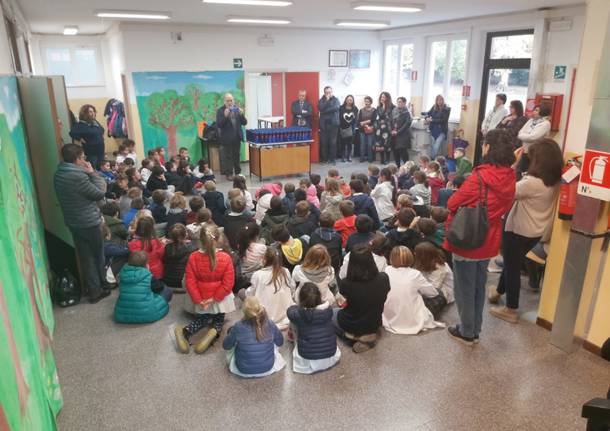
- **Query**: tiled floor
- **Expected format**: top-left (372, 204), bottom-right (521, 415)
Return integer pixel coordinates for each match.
top-left (52, 162), bottom-right (610, 431)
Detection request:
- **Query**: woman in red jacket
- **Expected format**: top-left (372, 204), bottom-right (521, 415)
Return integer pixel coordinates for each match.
top-left (128, 217), bottom-right (165, 280)
top-left (443, 129), bottom-right (516, 345)
top-left (174, 225), bottom-right (235, 354)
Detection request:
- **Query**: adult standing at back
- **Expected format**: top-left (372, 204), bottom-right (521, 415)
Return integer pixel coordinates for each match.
top-left (391, 96), bottom-right (413, 166)
top-left (291, 90), bottom-right (313, 128)
top-left (376, 92), bottom-right (394, 165)
top-left (516, 104), bottom-right (552, 174)
top-left (339, 95), bottom-right (358, 163)
top-left (357, 96), bottom-right (378, 163)
top-left (424, 95), bottom-right (451, 158)
top-left (318, 86), bottom-right (340, 164)
top-left (216, 93), bottom-right (247, 181)
top-left (70, 104), bottom-right (105, 169)
top-left (496, 100), bottom-right (528, 149)
top-left (443, 129), bottom-right (516, 345)
top-left (481, 93), bottom-right (508, 137)
top-left (489, 139), bottom-right (563, 323)
top-left (54, 144), bottom-right (109, 303)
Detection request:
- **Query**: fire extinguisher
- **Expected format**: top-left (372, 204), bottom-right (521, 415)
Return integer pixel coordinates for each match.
top-left (558, 158), bottom-right (581, 220)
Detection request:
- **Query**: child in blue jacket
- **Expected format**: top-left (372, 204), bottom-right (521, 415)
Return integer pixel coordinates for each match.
top-left (223, 297), bottom-right (285, 378)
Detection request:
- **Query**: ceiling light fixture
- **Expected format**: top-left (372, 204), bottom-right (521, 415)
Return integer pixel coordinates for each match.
top-left (335, 19), bottom-right (390, 28)
top-left (351, 2), bottom-right (424, 13)
top-left (227, 16), bottom-right (291, 24)
top-left (63, 26), bottom-right (79, 35)
top-left (204, 0), bottom-right (293, 6)
top-left (95, 10), bottom-right (172, 20)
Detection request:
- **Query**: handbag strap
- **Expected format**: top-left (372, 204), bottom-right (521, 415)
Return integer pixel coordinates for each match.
top-left (476, 171), bottom-right (488, 208)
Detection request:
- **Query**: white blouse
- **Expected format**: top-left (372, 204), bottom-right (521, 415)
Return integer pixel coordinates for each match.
top-left (371, 181), bottom-right (395, 221)
top-left (247, 267), bottom-right (295, 330)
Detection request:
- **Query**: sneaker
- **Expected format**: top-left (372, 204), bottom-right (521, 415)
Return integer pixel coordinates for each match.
top-left (488, 286), bottom-right (501, 304)
top-left (489, 306), bottom-right (519, 324)
top-left (88, 289), bottom-right (111, 304)
top-left (352, 333), bottom-right (377, 353)
top-left (194, 328), bottom-right (218, 354)
top-left (174, 326), bottom-right (190, 354)
top-left (347, 158), bottom-right (352, 163)
top-left (473, 335), bottom-right (480, 344)
top-left (447, 326), bottom-right (474, 346)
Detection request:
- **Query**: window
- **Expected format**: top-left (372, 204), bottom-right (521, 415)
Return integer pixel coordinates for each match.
top-left (424, 36), bottom-right (468, 121)
top-left (42, 44), bottom-right (104, 87)
top-left (382, 41), bottom-right (415, 103)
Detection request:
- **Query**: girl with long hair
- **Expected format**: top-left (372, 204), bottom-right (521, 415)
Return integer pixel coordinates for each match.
top-left (163, 223), bottom-right (196, 292)
top-left (237, 222), bottom-right (267, 279)
top-left (223, 297), bottom-right (286, 378)
top-left (292, 245), bottom-right (338, 306)
top-left (247, 247), bottom-right (295, 330)
top-left (128, 216), bottom-right (165, 280)
top-left (371, 167), bottom-right (397, 223)
top-left (174, 225), bottom-right (235, 354)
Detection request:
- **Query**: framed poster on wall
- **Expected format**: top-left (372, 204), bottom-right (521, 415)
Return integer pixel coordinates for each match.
top-left (329, 50), bottom-right (348, 68)
top-left (349, 50), bottom-right (371, 69)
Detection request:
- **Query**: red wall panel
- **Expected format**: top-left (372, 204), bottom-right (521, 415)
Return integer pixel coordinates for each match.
top-left (284, 72), bottom-right (320, 162)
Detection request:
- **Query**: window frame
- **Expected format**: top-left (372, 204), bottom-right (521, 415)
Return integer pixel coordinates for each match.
top-left (423, 33), bottom-right (470, 121)
top-left (40, 40), bottom-right (106, 88)
top-left (382, 38), bottom-right (415, 101)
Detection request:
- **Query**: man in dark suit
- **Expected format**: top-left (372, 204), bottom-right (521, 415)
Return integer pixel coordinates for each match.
top-left (216, 93), bottom-right (247, 180)
top-left (291, 90), bottom-right (313, 128)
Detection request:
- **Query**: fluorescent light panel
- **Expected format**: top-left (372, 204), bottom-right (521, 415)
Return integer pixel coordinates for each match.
top-left (335, 19), bottom-right (390, 28)
top-left (204, 0), bottom-right (292, 6)
top-left (63, 26), bottom-right (79, 35)
top-left (95, 10), bottom-right (171, 20)
top-left (352, 2), bottom-right (424, 12)
top-left (227, 16), bottom-right (291, 24)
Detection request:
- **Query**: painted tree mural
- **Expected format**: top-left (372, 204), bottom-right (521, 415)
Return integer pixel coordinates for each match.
top-left (133, 71), bottom-right (246, 162)
top-left (146, 90), bottom-right (194, 156)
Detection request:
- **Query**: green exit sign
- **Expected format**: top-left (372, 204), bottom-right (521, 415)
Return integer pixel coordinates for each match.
top-left (233, 58), bottom-right (243, 69)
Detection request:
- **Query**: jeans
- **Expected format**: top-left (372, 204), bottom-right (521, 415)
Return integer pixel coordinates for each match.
top-left (220, 139), bottom-right (242, 176)
top-left (393, 147), bottom-right (409, 166)
top-left (452, 257), bottom-right (489, 338)
top-left (320, 126), bottom-right (339, 163)
top-left (360, 133), bottom-right (375, 162)
top-left (496, 231), bottom-right (541, 309)
top-left (70, 224), bottom-right (106, 299)
top-left (430, 133), bottom-right (446, 158)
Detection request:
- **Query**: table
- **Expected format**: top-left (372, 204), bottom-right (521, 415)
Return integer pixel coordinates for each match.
top-left (248, 140), bottom-right (312, 181)
top-left (257, 116), bottom-right (285, 129)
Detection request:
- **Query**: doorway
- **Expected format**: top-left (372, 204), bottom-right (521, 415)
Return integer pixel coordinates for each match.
top-left (475, 30), bottom-right (534, 163)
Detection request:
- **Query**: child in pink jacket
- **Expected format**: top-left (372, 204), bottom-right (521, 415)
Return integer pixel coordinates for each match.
top-left (300, 178), bottom-right (320, 209)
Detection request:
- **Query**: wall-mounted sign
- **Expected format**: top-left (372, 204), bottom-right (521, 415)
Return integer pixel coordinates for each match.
top-left (233, 58), bottom-right (243, 69)
top-left (578, 149), bottom-right (610, 201)
top-left (553, 65), bottom-right (567, 81)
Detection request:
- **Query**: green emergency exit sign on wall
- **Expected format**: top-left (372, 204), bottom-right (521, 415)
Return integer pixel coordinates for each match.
top-left (233, 58), bottom-right (243, 69)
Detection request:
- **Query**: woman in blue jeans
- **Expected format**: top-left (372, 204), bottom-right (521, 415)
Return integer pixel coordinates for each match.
top-left (443, 129), bottom-right (516, 345)
top-left (423, 95), bottom-right (451, 158)
top-left (357, 96), bottom-right (378, 163)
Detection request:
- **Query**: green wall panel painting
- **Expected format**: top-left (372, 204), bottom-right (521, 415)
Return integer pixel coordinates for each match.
top-left (132, 71), bottom-right (246, 162)
top-left (0, 76), bottom-right (62, 430)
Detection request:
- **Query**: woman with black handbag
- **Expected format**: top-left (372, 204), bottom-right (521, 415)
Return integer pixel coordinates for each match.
top-left (376, 92), bottom-right (394, 165)
top-left (339, 95), bottom-right (358, 163)
top-left (357, 96), bottom-right (378, 163)
top-left (443, 129), bottom-right (516, 345)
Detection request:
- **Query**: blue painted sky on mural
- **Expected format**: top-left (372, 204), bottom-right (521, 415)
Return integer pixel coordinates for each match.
top-left (132, 71), bottom-right (243, 96)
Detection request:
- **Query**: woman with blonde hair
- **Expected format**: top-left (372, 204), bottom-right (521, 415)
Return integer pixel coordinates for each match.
top-left (247, 247), bottom-right (295, 330)
top-left (320, 178), bottom-right (344, 221)
top-left (292, 245), bottom-right (338, 306)
top-left (223, 297), bottom-right (286, 378)
top-left (174, 225), bottom-right (235, 354)
top-left (382, 246), bottom-right (444, 335)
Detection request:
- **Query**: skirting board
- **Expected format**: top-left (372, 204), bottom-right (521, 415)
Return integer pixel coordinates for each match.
top-left (536, 317), bottom-right (603, 357)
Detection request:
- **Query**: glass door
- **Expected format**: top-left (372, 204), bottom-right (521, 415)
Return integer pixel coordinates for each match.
top-left (476, 30), bottom-right (534, 163)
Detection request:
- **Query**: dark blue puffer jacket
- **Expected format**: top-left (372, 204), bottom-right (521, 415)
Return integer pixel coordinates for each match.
top-left (349, 193), bottom-right (381, 229)
top-left (287, 305), bottom-right (337, 360)
top-left (114, 265), bottom-right (169, 324)
top-left (223, 320), bottom-right (283, 375)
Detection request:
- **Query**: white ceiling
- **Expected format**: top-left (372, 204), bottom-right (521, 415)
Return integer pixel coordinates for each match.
top-left (19, 0), bottom-right (582, 34)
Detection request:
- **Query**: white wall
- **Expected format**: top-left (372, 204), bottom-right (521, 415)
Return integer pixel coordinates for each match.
top-left (119, 23), bottom-right (383, 103)
top-left (0, 6), bottom-right (13, 74)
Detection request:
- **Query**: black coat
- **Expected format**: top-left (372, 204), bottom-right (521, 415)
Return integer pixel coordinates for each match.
top-left (203, 191), bottom-right (226, 227)
top-left (386, 228), bottom-right (424, 251)
top-left (166, 210), bottom-right (187, 233)
top-left (391, 108), bottom-right (413, 149)
top-left (216, 106), bottom-right (247, 146)
top-left (223, 213), bottom-right (254, 250)
top-left (337, 273), bottom-right (390, 336)
top-left (309, 228), bottom-right (343, 271)
top-left (287, 215), bottom-right (316, 239)
top-left (291, 100), bottom-right (313, 128)
top-left (163, 242), bottom-right (195, 288)
top-left (146, 175), bottom-right (168, 193)
top-left (318, 96), bottom-right (340, 130)
top-left (349, 194), bottom-right (381, 229)
top-left (287, 305), bottom-right (337, 360)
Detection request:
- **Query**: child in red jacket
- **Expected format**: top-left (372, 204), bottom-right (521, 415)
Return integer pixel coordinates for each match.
top-left (174, 225), bottom-right (235, 354)
top-left (334, 200), bottom-right (357, 248)
top-left (128, 217), bottom-right (165, 280)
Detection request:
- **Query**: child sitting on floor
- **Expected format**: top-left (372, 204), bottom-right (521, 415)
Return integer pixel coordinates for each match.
top-left (114, 250), bottom-right (170, 324)
top-left (310, 173), bottom-right (324, 200)
top-left (320, 178), bottom-right (343, 222)
top-left (345, 215), bottom-right (376, 254)
top-left (193, 159), bottom-right (215, 183)
top-left (203, 181), bottom-right (226, 227)
top-left (292, 245), bottom-right (338, 307)
top-left (334, 200), bottom-right (357, 248)
top-left (187, 208), bottom-right (212, 248)
top-left (150, 190), bottom-right (168, 224)
top-left (166, 192), bottom-right (188, 233)
top-left (310, 213), bottom-right (343, 277)
top-left (413, 242), bottom-right (454, 319)
top-left (222, 297), bottom-right (285, 378)
top-left (174, 225), bottom-right (235, 355)
top-left (128, 217), bottom-right (165, 280)
top-left (454, 147), bottom-right (472, 178)
top-left (427, 162), bottom-right (446, 206)
top-left (300, 177), bottom-right (320, 209)
top-left (237, 223), bottom-right (267, 280)
top-left (233, 175), bottom-right (254, 211)
top-left (247, 247), bottom-right (295, 330)
top-left (163, 224), bottom-right (196, 292)
top-left (102, 201), bottom-right (128, 243)
top-left (224, 196), bottom-right (254, 250)
top-left (328, 168), bottom-right (351, 198)
top-left (186, 196), bottom-right (205, 225)
top-left (287, 282), bottom-right (341, 374)
top-left (410, 171), bottom-right (431, 207)
top-left (287, 201), bottom-right (316, 240)
top-left (271, 224), bottom-right (308, 273)
top-left (386, 208), bottom-right (423, 251)
top-left (368, 164), bottom-right (380, 189)
top-left (261, 196), bottom-right (289, 245)
top-left (418, 155), bottom-right (431, 173)
top-left (123, 197), bottom-right (145, 228)
top-left (282, 183), bottom-right (297, 216)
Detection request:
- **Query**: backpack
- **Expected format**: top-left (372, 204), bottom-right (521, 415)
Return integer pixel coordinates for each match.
top-left (51, 269), bottom-right (81, 307)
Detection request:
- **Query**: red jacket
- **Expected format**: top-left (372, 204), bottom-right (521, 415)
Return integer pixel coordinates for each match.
top-left (428, 176), bottom-right (446, 206)
top-left (128, 238), bottom-right (165, 279)
top-left (184, 250), bottom-right (234, 304)
top-left (334, 215), bottom-right (357, 247)
top-left (443, 164), bottom-right (515, 260)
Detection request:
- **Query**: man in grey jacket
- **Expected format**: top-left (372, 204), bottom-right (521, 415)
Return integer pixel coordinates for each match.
top-left (54, 144), bottom-right (109, 303)
top-left (318, 86), bottom-right (340, 164)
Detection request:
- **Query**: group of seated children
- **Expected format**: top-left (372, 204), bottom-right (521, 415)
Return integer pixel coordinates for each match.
top-left (102, 141), bottom-right (468, 378)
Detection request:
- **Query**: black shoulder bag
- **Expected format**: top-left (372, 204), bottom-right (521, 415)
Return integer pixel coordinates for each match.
top-left (447, 172), bottom-right (489, 250)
